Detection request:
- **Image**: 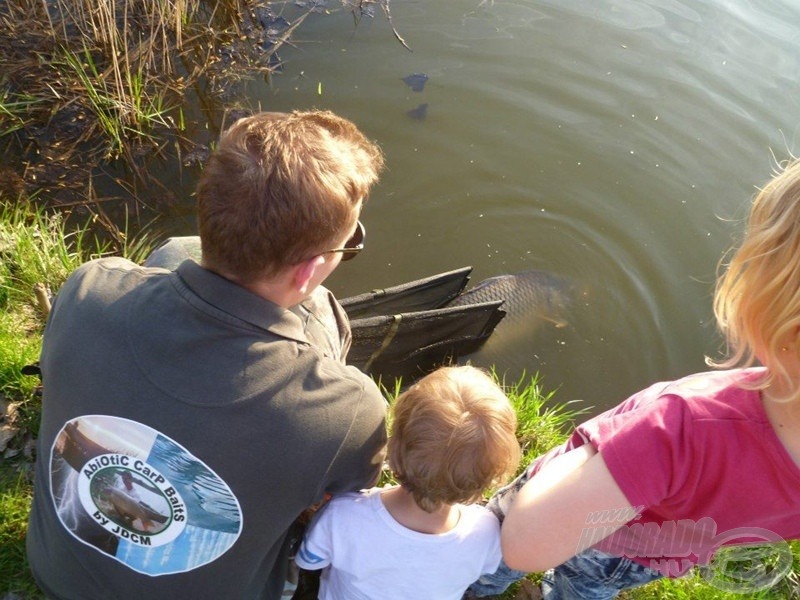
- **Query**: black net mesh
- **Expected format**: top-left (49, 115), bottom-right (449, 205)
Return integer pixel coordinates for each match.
top-left (348, 301), bottom-right (505, 382)
top-left (339, 266), bottom-right (472, 319)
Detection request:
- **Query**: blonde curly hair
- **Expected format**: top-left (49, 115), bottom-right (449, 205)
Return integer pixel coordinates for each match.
top-left (387, 366), bottom-right (521, 513)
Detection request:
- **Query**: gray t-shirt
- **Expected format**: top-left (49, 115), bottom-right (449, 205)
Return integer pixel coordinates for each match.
top-left (26, 257), bottom-right (387, 600)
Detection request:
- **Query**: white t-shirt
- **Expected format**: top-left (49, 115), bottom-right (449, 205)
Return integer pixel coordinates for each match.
top-left (295, 487), bottom-right (502, 600)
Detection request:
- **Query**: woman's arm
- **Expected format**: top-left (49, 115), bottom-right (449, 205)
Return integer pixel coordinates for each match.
top-left (501, 444), bottom-right (633, 572)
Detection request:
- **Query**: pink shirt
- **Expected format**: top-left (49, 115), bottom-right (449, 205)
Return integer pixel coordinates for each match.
top-left (550, 368), bottom-right (800, 576)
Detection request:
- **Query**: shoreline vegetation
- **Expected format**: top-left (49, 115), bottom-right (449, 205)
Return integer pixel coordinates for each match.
top-left (1, 2), bottom-right (799, 599)
top-left (0, 0), bottom-right (408, 226)
top-left (1, 0), bottom-right (307, 209)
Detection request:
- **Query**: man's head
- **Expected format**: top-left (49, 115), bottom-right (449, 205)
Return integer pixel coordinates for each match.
top-left (387, 366), bottom-right (521, 512)
top-left (196, 110), bottom-right (384, 285)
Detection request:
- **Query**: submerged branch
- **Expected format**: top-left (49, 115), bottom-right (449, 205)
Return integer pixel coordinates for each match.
top-left (380, 0), bottom-right (412, 52)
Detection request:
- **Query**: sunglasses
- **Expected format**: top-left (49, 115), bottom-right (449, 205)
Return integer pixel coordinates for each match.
top-left (325, 220), bottom-right (365, 262)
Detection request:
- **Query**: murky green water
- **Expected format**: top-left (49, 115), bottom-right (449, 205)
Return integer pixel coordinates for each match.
top-left (156, 0), bottom-right (800, 414)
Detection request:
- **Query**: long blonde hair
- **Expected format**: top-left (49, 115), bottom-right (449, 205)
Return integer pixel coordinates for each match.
top-left (712, 157), bottom-right (800, 401)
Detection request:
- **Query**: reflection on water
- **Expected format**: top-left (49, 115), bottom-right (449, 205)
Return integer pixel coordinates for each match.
top-left (153, 0), bottom-right (800, 414)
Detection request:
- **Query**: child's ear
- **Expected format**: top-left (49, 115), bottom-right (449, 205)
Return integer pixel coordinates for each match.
top-left (293, 255), bottom-right (326, 295)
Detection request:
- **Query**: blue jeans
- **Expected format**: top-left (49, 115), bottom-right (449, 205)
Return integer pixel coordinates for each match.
top-left (468, 460), bottom-right (662, 599)
top-left (469, 549), bottom-right (662, 599)
top-left (467, 458), bottom-right (540, 597)
top-left (541, 548), bottom-right (663, 599)
top-left (468, 559), bottom-right (527, 596)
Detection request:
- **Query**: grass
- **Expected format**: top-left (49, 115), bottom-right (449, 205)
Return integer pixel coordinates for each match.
top-left (2, 202), bottom-right (800, 599)
top-left (0, 200), bottom-right (109, 598)
top-left (500, 371), bottom-right (589, 466)
top-left (0, 199), bottom-right (158, 597)
top-left (54, 44), bottom-right (177, 159)
top-left (0, 470), bottom-right (40, 599)
top-left (621, 548), bottom-right (800, 599)
top-left (0, 84), bottom-right (41, 137)
top-left (2, 0), bottom-right (196, 162)
top-left (0, 201), bottom-right (107, 440)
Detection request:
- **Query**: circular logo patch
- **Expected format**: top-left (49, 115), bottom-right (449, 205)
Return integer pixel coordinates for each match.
top-left (50, 415), bottom-right (242, 576)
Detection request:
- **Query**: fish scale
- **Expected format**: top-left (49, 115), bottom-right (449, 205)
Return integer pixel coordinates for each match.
top-left (449, 270), bottom-right (574, 328)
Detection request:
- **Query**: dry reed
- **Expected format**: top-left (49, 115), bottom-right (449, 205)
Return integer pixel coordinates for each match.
top-left (0, 0), bottom-right (301, 208)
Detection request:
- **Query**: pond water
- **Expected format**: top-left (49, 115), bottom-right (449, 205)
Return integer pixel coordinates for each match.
top-left (153, 0), bottom-right (800, 415)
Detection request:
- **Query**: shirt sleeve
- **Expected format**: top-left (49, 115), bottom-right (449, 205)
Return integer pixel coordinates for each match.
top-left (580, 389), bottom-right (695, 513)
top-left (294, 503), bottom-right (334, 570)
top-left (322, 375), bottom-right (388, 495)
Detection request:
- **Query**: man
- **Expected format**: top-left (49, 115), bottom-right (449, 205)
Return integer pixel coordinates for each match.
top-left (26, 110), bottom-right (388, 599)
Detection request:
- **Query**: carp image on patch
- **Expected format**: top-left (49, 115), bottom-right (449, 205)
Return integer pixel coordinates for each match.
top-left (87, 464), bottom-right (173, 538)
top-left (50, 415), bottom-right (242, 576)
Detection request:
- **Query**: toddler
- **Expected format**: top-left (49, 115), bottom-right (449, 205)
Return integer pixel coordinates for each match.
top-left (296, 365), bottom-right (521, 600)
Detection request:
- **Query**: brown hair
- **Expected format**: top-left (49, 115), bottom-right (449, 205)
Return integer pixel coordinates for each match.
top-left (387, 366), bottom-right (521, 513)
top-left (196, 110), bottom-right (384, 282)
top-left (712, 157), bottom-right (800, 401)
